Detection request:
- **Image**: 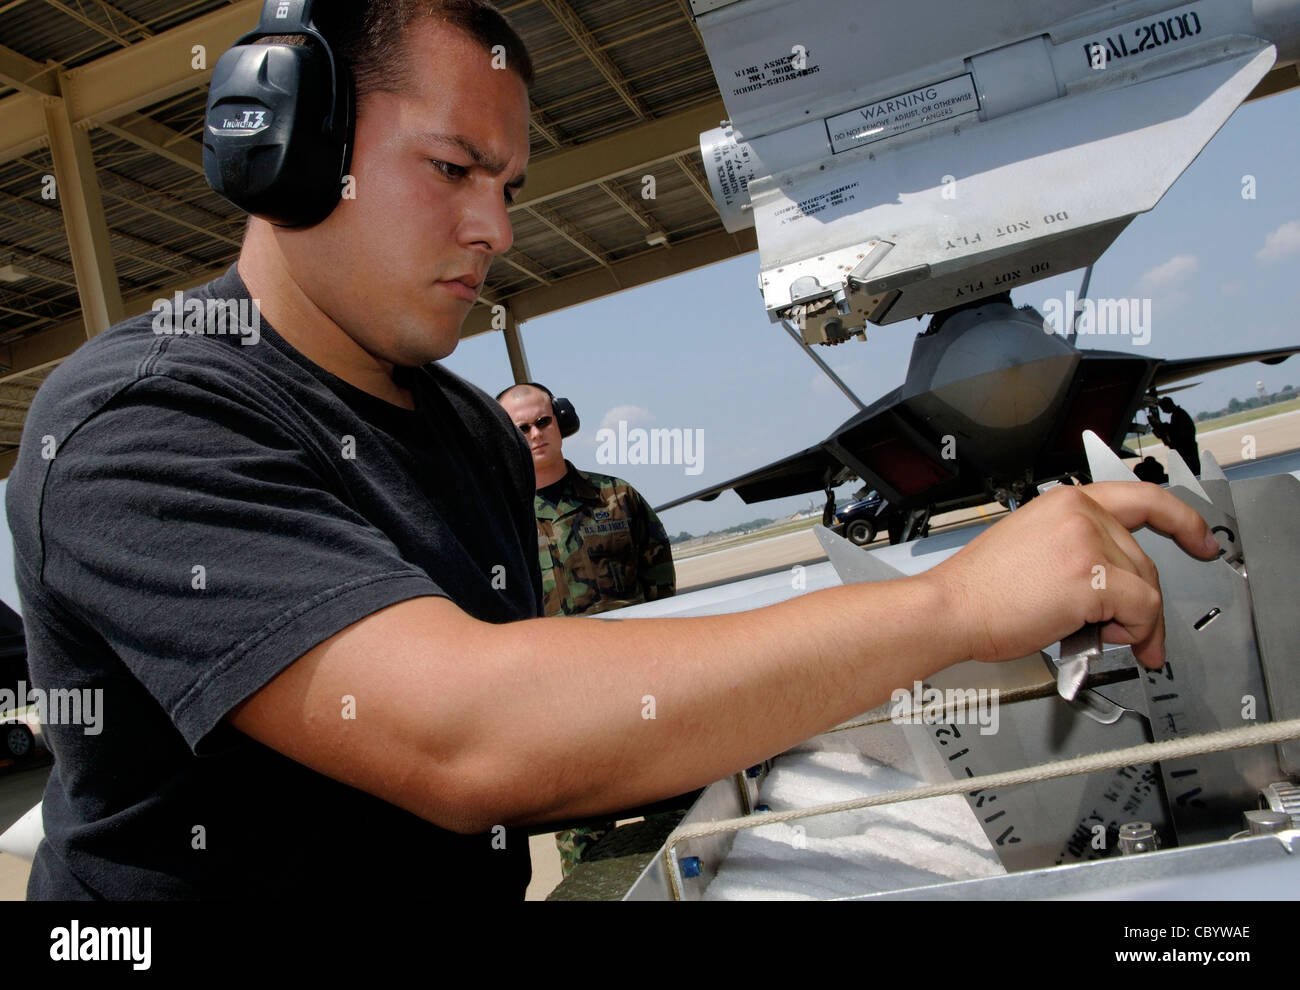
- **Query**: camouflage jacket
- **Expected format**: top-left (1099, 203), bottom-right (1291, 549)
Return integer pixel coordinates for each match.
top-left (536, 462), bottom-right (676, 616)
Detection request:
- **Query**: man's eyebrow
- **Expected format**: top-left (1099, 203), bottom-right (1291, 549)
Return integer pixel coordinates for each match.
top-left (419, 132), bottom-right (527, 189)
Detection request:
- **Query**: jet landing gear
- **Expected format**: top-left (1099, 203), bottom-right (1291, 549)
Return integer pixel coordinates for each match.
top-left (887, 507), bottom-right (932, 545)
top-left (993, 478), bottom-right (1036, 512)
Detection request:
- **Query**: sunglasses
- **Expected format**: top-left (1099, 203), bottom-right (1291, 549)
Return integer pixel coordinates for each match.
top-left (516, 415), bottom-right (554, 435)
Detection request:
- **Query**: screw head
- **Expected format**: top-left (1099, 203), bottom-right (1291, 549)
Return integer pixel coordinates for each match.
top-left (1118, 821), bottom-right (1159, 855)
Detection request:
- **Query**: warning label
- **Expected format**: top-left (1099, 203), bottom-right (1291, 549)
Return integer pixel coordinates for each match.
top-left (826, 74), bottom-right (980, 154)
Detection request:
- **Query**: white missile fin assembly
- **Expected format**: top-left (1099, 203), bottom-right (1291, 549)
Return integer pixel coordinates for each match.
top-left (691, 0), bottom-right (1300, 343)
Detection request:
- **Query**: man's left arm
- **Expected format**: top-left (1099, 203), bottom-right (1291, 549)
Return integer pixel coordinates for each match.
top-left (632, 491), bottom-right (676, 600)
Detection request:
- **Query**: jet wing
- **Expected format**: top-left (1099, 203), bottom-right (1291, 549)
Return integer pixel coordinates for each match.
top-left (654, 444), bottom-right (847, 512)
top-left (1152, 346), bottom-right (1300, 387)
top-left (655, 389), bottom-right (900, 513)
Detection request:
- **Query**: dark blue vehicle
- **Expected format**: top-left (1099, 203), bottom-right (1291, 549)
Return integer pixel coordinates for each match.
top-left (832, 487), bottom-right (887, 546)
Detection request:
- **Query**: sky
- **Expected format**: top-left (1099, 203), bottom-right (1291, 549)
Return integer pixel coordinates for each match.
top-left (440, 86), bottom-right (1300, 537)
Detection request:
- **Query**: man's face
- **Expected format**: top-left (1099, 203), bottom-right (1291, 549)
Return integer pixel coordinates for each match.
top-left (279, 19), bottom-right (530, 366)
top-left (500, 386), bottom-right (564, 481)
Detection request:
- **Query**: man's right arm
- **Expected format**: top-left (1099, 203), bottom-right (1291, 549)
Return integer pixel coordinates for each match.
top-left (230, 482), bottom-right (1219, 835)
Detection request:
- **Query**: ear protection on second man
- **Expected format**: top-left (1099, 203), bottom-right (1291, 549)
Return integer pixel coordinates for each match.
top-left (550, 395), bottom-right (580, 439)
top-left (203, 0), bottom-right (354, 227)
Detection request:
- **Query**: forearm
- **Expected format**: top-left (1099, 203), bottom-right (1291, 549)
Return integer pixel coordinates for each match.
top-left (451, 573), bottom-right (963, 828)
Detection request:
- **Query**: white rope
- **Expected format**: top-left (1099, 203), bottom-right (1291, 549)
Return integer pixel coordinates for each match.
top-left (663, 716), bottom-right (1300, 900)
top-left (826, 679), bottom-right (1062, 734)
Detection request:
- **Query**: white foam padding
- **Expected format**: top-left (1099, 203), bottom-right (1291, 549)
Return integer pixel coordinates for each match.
top-left (704, 736), bottom-right (1005, 899)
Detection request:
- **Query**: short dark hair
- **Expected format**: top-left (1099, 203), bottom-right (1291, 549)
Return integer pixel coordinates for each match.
top-left (314, 0), bottom-right (535, 97)
top-left (496, 382), bottom-right (553, 403)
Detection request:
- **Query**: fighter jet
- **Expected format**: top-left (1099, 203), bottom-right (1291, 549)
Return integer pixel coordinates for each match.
top-left (655, 292), bottom-right (1300, 543)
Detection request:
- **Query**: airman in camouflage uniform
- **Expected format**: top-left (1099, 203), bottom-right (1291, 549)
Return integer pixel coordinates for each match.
top-left (497, 383), bottom-right (676, 875)
top-left (536, 465), bottom-right (676, 617)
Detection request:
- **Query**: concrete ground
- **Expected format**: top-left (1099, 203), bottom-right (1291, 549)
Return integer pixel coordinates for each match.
top-left (526, 833), bottom-right (564, 900)
top-left (1134, 407), bottom-right (1300, 469)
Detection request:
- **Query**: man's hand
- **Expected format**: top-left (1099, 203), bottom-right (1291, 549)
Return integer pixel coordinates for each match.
top-left (927, 482), bottom-right (1220, 669)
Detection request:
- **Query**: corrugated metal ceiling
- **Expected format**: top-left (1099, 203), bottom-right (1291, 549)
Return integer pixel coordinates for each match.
top-left (0, 0), bottom-right (741, 456)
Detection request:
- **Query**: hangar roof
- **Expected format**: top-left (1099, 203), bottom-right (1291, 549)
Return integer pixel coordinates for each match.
top-left (0, 0), bottom-right (755, 470)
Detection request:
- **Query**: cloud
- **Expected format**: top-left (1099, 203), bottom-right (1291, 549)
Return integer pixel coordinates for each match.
top-left (1138, 254), bottom-right (1199, 288)
top-left (1257, 220), bottom-right (1300, 263)
top-left (599, 405), bottom-right (652, 431)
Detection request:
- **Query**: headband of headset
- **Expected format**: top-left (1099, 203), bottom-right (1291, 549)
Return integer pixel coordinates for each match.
top-left (500, 383), bottom-right (581, 438)
top-left (202, 0), bottom-right (354, 227)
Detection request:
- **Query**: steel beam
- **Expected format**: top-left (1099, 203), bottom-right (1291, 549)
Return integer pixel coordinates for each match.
top-left (95, 113), bottom-right (204, 175)
top-left (524, 204), bottom-right (612, 269)
top-left (501, 308), bottom-right (532, 384)
top-left (38, 0), bottom-right (134, 48)
top-left (512, 100), bottom-right (726, 210)
top-left (541, 0), bottom-right (651, 119)
top-left (461, 226), bottom-right (755, 337)
top-left (0, 0), bottom-right (258, 162)
top-left (0, 43), bottom-right (58, 98)
top-left (675, 154), bottom-right (715, 209)
top-left (1245, 63), bottom-right (1300, 102)
top-left (0, 261), bottom-right (229, 382)
top-left (42, 87), bottom-right (123, 337)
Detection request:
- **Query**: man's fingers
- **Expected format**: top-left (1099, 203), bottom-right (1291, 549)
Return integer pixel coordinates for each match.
top-left (1087, 501), bottom-right (1162, 594)
top-left (1079, 481), bottom-right (1218, 560)
top-left (1077, 488), bottom-right (1168, 668)
top-left (1096, 565), bottom-right (1166, 668)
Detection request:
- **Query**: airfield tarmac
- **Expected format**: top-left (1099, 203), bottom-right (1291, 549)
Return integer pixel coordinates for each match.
top-left (2, 411), bottom-right (1298, 902)
top-left (675, 410), bottom-right (1300, 592)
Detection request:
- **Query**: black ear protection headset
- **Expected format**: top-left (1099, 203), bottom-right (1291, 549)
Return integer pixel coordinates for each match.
top-left (203, 0), bottom-right (354, 227)
top-left (497, 383), bottom-right (580, 438)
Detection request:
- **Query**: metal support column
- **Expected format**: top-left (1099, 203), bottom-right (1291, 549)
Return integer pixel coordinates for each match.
top-left (43, 87), bottom-right (124, 338)
top-left (502, 308), bottom-right (532, 384)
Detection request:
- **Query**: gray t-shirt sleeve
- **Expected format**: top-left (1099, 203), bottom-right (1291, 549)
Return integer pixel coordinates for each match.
top-left (34, 374), bottom-right (445, 751)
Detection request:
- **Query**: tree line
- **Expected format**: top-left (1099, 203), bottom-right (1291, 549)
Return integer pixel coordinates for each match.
top-left (1196, 383), bottom-right (1296, 422)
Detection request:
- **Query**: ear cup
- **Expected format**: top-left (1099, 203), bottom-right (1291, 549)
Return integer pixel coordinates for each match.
top-left (552, 397), bottom-right (580, 438)
top-left (203, 11), bottom-right (353, 226)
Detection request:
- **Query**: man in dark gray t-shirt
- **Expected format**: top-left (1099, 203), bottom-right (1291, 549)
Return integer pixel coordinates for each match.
top-left (7, 266), bottom-right (541, 898)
